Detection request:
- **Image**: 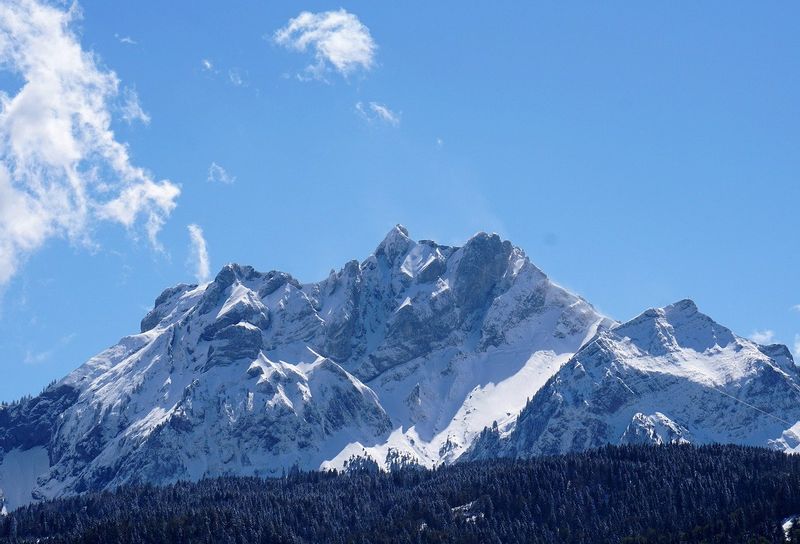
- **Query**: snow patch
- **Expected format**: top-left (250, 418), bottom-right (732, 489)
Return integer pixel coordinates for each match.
top-left (783, 516), bottom-right (798, 541)
top-left (0, 447), bottom-right (50, 511)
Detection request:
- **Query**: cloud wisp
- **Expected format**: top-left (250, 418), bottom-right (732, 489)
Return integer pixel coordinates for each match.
top-left (24, 332), bottom-right (76, 365)
top-left (187, 224), bottom-right (211, 284)
top-left (274, 9), bottom-right (376, 80)
top-left (228, 68), bottom-right (245, 87)
top-left (0, 0), bottom-right (180, 284)
top-left (749, 330), bottom-right (775, 344)
top-left (114, 33), bottom-right (137, 45)
top-left (120, 88), bottom-right (151, 125)
top-left (208, 162), bottom-right (236, 184)
top-left (356, 101), bottom-right (400, 126)
top-left (199, 59), bottom-right (247, 88)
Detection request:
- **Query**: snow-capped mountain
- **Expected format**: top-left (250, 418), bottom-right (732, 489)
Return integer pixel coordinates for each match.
top-left (0, 226), bottom-right (612, 509)
top-left (466, 299), bottom-right (800, 460)
top-left (2, 227), bottom-right (797, 510)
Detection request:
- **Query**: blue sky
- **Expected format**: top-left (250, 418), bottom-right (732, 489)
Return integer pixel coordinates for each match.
top-left (0, 1), bottom-right (798, 401)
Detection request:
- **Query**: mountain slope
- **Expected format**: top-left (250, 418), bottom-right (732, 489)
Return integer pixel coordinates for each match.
top-left (0, 226), bottom-right (611, 508)
top-left (467, 299), bottom-right (800, 459)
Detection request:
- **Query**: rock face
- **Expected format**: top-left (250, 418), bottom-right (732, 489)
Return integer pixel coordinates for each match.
top-left (466, 299), bottom-right (800, 460)
top-left (0, 226), bottom-right (612, 509)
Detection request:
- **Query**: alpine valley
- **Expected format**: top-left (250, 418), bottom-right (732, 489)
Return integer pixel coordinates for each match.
top-left (2, 226), bottom-right (799, 511)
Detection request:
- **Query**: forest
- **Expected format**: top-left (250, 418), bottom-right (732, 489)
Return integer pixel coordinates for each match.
top-left (2, 444), bottom-right (800, 543)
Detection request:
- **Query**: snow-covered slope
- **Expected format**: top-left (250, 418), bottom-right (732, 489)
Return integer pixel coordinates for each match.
top-left (467, 299), bottom-right (800, 460)
top-left (0, 226), bottom-right (612, 508)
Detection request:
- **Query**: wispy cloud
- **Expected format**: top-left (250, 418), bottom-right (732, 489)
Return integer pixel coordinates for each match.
top-left (0, 0), bottom-right (180, 284)
top-left (208, 162), bottom-right (236, 184)
top-left (368, 102), bottom-right (400, 125)
top-left (795, 334), bottom-right (800, 358)
top-left (187, 224), bottom-right (210, 283)
top-left (114, 33), bottom-right (137, 45)
top-left (228, 68), bottom-right (245, 87)
top-left (24, 333), bottom-right (76, 365)
top-left (356, 101), bottom-right (400, 126)
top-left (120, 88), bottom-right (150, 125)
top-left (792, 304), bottom-right (800, 313)
top-left (274, 9), bottom-right (376, 80)
top-left (749, 330), bottom-right (775, 344)
top-left (199, 59), bottom-right (245, 87)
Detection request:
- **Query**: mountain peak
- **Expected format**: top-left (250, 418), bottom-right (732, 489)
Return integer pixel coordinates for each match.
top-left (621, 298), bottom-right (706, 330)
top-left (213, 263), bottom-right (261, 287)
top-left (379, 224), bottom-right (410, 245)
top-left (374, 224), bottom-right (414, 264)
top-left (666, 298), bottom-right (698, 313)
top-left (394, 223), bottom-right (410, 237)
top-left (663, 298), bottom-right (700, 321)
top-left (614, 299), bottom-right (735, 354)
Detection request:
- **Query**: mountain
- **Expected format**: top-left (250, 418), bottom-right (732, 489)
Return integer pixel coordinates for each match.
top-left (467, 299), bottom-right (800, 460)
top-left (1, 226), bottom-right (797, 511)
top-left (0, 226), bottom-right (612, 509)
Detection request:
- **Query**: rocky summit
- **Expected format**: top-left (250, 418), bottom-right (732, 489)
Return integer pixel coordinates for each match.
top-left (0, 226), bottom-right (797, 510)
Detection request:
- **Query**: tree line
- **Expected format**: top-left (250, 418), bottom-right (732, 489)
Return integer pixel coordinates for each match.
top-left (2, 444), bottom-right (800, 543)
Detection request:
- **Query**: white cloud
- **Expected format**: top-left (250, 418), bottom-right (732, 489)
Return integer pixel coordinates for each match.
top-left (201, 58), bottom-right (214, 71)
top-left (114, 34), bottom-right (137, 45)
top-left (436, 137), bottom-right (444, 148)
top-left (792, 304), bottom-right (800, 312)
top-left (120, 88), bottom-right (150, 125)
top-left (356, 101), bottom-right (400, 126)
top-left (274, 9), bottom-right (376, 79)
top-left (228, 68), bottom-right (245, 86)
top-left (98, 179), bottom-right (180, 250)
top-left (208, 162), bottom-right (236, 184)
top-left (24, 332), bottom-right (76, 365)
top-left (749, 329), bottom-right (775, 344)
top-left (187, 224), bottom-right (210, 283)
top-left (795, 334), bottom-right (800, 358)
top-left (368, 102), bottom-right (400, 125)
top-left (0, 0), bottom-right (180, 284)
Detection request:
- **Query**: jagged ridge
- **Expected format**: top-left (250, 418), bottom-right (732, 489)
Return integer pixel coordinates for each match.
top-left (466, 299), bottom-right (800, 460)
top-left (0, 226), bottom-right (610, 509)
top-left (1, 227), bottom-right (797, 511)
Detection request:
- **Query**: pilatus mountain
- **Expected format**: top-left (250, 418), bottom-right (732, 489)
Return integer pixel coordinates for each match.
top-left (1, 226), bottom-right (798, 510)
